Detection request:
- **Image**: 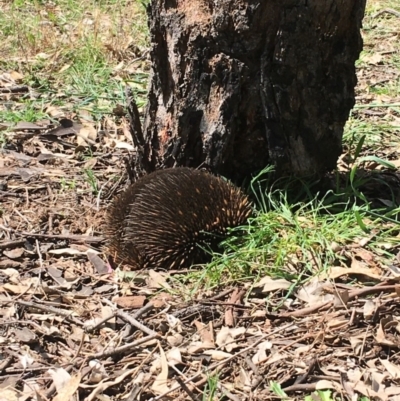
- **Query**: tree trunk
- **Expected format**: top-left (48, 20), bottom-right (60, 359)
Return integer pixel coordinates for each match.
top-left (133, 0), bottom-right (366, 182)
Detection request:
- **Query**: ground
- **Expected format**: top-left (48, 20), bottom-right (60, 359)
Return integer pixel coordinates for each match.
top-left (0, 1), bottom-right (400, 400)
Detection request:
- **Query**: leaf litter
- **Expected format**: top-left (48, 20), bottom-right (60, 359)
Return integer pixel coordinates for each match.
top-left (1, 1), bottom-right (400, 400)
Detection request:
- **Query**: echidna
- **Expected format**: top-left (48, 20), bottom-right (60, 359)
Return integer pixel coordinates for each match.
top-left (104, 168), bottom-right (252, 270)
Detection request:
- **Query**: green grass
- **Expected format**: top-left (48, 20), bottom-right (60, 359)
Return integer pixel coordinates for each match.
top-left (83, 168), bottom-right (99, 195)
top-left (203, 189), bottom-right (379, 284)
top-left (0, 99), bottom-right (50, 123)
top-left (344, 117), bottom-right (399, 149)
top-left (202, 374), bottom-right (220, 401)
top-left (170, 157), bottom-right (400, 296)
top-left (0, 0), bottom-right (149, 125)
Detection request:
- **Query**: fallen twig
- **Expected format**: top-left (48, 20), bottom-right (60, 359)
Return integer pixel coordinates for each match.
top-left (90, 333), bottom-right (158, 359)
top-left (372, 8), bottom-right (400, 18)
top-left (0, 225), bottom-right (103, 243)
top-left (12, 300), bottom-right (85, 326)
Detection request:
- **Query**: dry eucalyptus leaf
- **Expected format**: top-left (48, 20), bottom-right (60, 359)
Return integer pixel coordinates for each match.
top-left (364, 52), bottom-right (383, 65)
top-left (13, 327), bottom-right (36, 343)
top-left (166, 347), bottom-right (182, 366)
top-left (187, 341), bottom-right (215, 354)
top-left (2, 283), bottom-right (37, 295)
top-left (48, 248), bottom-right (87, 256)
top-left (296, 279), bottom-right (335, 304)
top-left (115, 141), bottom-right (135, 150)
top-left (376, 317), bottom-right (397, 346)
top-left (254, 276), bottom-right (291, 293)
top-left (87, 250), bottom-right (109, 274)
top-left (326, 262), bottom-right (381, 280)
top-left (53, 374), bottom-right (81, 401)
top-left (167, 333), bottom-right (184, 347)
top-left (203, 350), bottom-right (232, 360)
top-left (216, 326), bottom-right (246, 352)
top-left (0, 389), bottom-right (19, 401)
top-left (1, 268), bottom-right (20, 280)
top-left (48, 368), bottom-right (72, 392)
top-left (193, 320), bottom-right (214, 344)
top-left (88, 360), bottom-right (107, 383)
top-left (380, 359), bottom-right (400, 379)
top-left (363, 299), bottom-right (376, 319)
top-left (3, 248), bottom-right (24, 259)
top-left (148, 270), bottom-right (171, 289)
top-left (151, 346), bottom-right (170, 395)
top-left (252, 341), bottom-right (272, 364)
top-left (10, 70), bottom-right (24, 81)
top-left (349, 336), bottom-right (364, 356)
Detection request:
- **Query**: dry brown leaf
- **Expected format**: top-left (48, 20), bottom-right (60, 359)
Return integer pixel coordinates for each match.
top-left (45, 105), bottom-right (65, 118)
top-left (187, 341), bottom-right (215, 354)
top-left (1, 268), bottom-right (20, 281)
top-left (3, 248), bottom-right (24, 259)
top-left (216, 326), bottom-right (246, 352)
top-left (349, 336), bottom-right (364, 356)
top-left (0, 389), bottom-right (19, 401)
top-left (48, 248), bottom-right (87, 256)
top-left (151, 345), bottom-right (170, 395)
top-left (327, 319), bottom-right (348, 329)
top-left (166, 333), bottom-right (184, 347)
top-left (166, 347), bottom-right (182, 366)
top-left (115, 141), bottom-right (135, 150)
top-left (9, 70), bottom-right (24, 81)
top-left (315, 379), bottom-right (339, 390)
top-left (363, 299), bottom-right (376, 319)
top-left (325, 261), bottom-right (381, 280)
top-left (193, 320), bottom-right (214, 344)
top-left (385, 385), bottom-right (400, 396)
top-left (87, 250), bottom-right (110, 274)
top-left (148, 270), bottom-right (171, 289)
top-left (296, 278), bottom-right (336, 304)
top-left (376, 317), bottom-right (397, 346)
top-left (355, 248), bottom-right (375, 263)
top-left (252, 341), bottom-right (272, 364)
top-left (254, 276), bottom-right (291, 293)
top-left (380, 359), bottom-right (400, 379)
top-left (238, 367), bottom-right (252, 390)
top-left (84, 157), bottom-right (98, 170)
top-left (2, 283), bottom-right (37, 295)
top-left (13, 327), bottom-right (36, 343)
top-left (365, 53), bottom-right (383, 65)
top-left (77, 124), bottom-right (97, 146)
top-left (203, 350), bottom-right (232, 360)
top-left (354, 381), bottom-right (383, 400)
top-left (114, 295), bottom-right (146, 309)
top-left (53, 374), bottom-right (81, 401)
top-left (48, 368), bottom-right (72, 393)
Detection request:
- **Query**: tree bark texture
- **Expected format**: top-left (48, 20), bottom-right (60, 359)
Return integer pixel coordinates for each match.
top-left (137, 0), bottom-right (366, 181)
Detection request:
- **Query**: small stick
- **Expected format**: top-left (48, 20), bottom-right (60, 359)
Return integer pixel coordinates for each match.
top-left (0, 86), bottom-right (29, 93)
top-left (0, 225), bottom-right (103, 243)
top-left (372, 8), bottom-right (400, 18)
top-left (173, 368), bottom-right (200, 401)
top-left (116, 309), bottom-right (159, 338)
top-left (90, 333), bottom-right (158, 359)
top-left (0, 239), bottom-right (26, 249)
top-left (12, 300), bottom-right (84, 327)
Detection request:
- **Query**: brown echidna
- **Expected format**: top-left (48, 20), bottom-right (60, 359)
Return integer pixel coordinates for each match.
top-left (104, 168), bottom-right (252, 270)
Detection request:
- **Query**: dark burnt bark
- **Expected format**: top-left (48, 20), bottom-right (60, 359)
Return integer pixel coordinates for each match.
top-left (133, 0), bottom-right (366, 182)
